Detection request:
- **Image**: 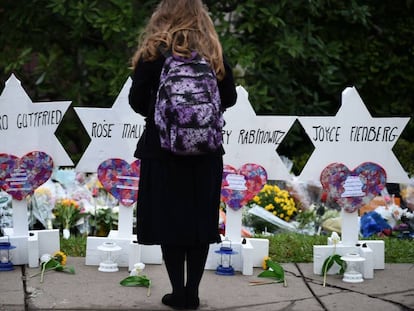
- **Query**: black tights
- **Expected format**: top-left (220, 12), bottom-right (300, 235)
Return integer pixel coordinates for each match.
top-left (161, 244), bottom-right (209, 301)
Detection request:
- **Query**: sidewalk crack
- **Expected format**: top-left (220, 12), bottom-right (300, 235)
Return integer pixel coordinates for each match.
top-left (294, 263), bottom-right (328, 311)
top-left (21, 265), bottom-right (30, 311)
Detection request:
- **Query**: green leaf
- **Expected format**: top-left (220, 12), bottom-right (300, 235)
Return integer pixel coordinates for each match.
top-left (54, 264), bottom-right (65, 271)
top-left (321, 254), bottom-right (346, 276)
top-left (333, 255), bottom-right (346, 274)
top-left (120, 275), bottom-right (151, 287)
top-left (321, 255), bottom-right (335, 275)
top-left (258, 259), bottom-right (285, 281)
top-left (332, 254), bottom-right (342, 264)
top-left (258, 270), bottom-right (277, 278)
top-left (61, 266), bottom-right (76, 274)
top-left (43, 259), bottom-right (60, 270)
top-left (266, 260), bottom-right (285, 279)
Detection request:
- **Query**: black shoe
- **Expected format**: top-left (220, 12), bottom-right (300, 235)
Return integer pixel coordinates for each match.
top-left (186, 296), bottom-right (200, 310)
top-left (185, 289), bottom-right (200, 310)
top-left (162, 293), bottom-right (186, 310)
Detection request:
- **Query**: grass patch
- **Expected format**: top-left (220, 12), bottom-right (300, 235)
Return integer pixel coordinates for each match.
top-left (267, 233), bottom-right (328, 263)
top-left (59, 233), bottom-right (413, 263)
top-left (266, 233), bottom-right (414, 263)
top-left (382, 237), bottom-right (414, 263)
top-left (60, 235), bottom-right (87, 257)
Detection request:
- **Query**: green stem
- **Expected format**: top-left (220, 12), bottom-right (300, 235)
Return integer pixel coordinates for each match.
top-left (322, 261), bottom-right (329, 287)
top-left (40, 263), bottom-right (47, 283)
top-left (29, 269), bottom-right (53, 278)
top-left (323, 244), bottom-right (337, 287)
top-left (29, 271), bottom-right (42, 278)
top-left (147, 281), bottom-right (151, 297)
top-left (249, 281), bottom-right (278, 286)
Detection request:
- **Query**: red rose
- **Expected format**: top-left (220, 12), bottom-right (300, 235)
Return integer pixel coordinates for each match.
top-left (321, 191), bottom-right (328, 203)
top-left (382, 228), bottom-right (392, 236)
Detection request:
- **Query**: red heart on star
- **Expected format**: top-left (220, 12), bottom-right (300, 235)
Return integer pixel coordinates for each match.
top-left (0, 151), bottom-right (54, 200)
top-left (221, 163), bottom-right (267, 210)
top-left (320, 162), bottom-right (387, 213)
top-left (97, 158), bottom-right (140, 206)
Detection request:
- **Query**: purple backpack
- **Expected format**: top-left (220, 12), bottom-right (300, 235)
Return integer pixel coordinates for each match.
top-left (154, 51), bottom-right (224, 155)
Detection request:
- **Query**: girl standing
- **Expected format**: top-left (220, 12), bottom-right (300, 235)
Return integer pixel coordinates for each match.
top-left (129, 0), bottom-right (237, 309)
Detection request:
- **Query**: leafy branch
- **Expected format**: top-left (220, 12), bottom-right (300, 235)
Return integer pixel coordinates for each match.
top-left (321, 233), bottom-right (346, 287)
top-left (30, 257), bottom-right (75, 283)
top-left (250, 258), bottom-right (287, 287)
top-left (120, 275), bottom-right (152, 297)
top-left (321, 254), bottom-right (346, 287)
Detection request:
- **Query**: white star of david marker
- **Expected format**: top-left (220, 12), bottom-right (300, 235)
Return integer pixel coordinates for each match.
top-left (298, 86), bottom-right (410, 184)
top-left (0, 74), bottom-right (72, 166)
top-left (223, 86), bottom-right (296, 181)
top-left (75, 78), bottom-right (145, 172)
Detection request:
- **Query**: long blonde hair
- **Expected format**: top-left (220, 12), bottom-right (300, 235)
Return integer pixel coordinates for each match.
top-left (131, 0), bottom-right (225, 80)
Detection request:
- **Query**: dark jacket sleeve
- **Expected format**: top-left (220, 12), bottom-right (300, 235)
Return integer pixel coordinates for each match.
top-left (128, 57), bottom-right (165, 158)
top-left (218, 59), bottom-right (238, 110)
top-left (128, 57), bottom-right (164, 117)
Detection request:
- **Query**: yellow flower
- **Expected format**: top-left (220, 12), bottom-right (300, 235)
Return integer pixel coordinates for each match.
top-left (248, 183), bottom-right (298, 224)
top-left (263, 184), bottom-right (272, 191)
top-left (53, 251), bottom-right (67, 266)
top-left (35, 187), bottom-right (52, 196)
top-left (96, 180), bottom-right (104, 188)
top-left (262, 256), bottom-right (270, 270)
top-left (54, 198), bottom-right (82, 229)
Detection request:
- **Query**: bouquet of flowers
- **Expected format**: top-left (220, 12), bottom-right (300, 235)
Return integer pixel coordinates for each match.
top-left (249, 184), bottom-right (297, 221)
top-left (89, 205), bottom-right (119, 236)
top-left (31, 186), bottom-right (55, 229)
top-left (31, 250), bottom-right (75, 283)
top-left (371, 192), bottom-right (414, 238)
top-left (295, 191), bottom-right (338, 234)
top-left (53, 198), bottom-right (85, 238)
top-left (244, 183), bottom-right (298, 234)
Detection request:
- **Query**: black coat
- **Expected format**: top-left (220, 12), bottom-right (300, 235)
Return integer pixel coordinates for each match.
top-left (129, 55), bottom-right (237, 246)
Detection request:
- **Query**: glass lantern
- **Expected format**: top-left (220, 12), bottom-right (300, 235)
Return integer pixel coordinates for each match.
top-left (340, 252), bottom-right (366, 283)
top-left (97, 241), bottom-right (122, 272)
top-left (0, 236), bottom-right (16, 271)
top-left (215, 238), bottom-right (238, 276)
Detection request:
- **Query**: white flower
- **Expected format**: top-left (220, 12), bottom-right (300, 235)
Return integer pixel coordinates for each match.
top-left (63, 228), bottom-right (70, 239)
top-left (330, 232), bottom-right (341, 245)
top-left (40, 253), bottom-right (52, 264)
top-left (130, 262), bottom-right (146, 276)
top-left (308, 203), bottom-right (317, 212)
top-left (134, 262), bottom-right (145, 270)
